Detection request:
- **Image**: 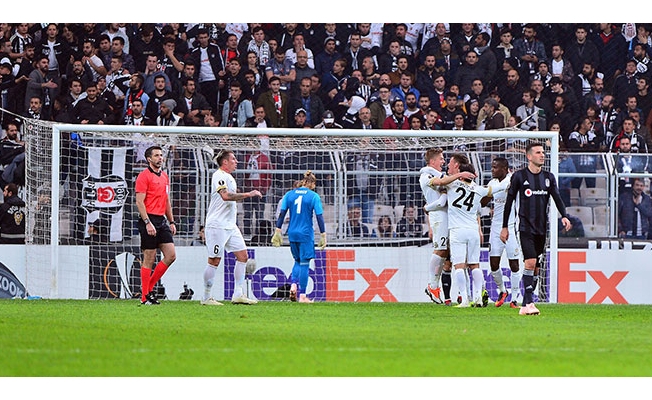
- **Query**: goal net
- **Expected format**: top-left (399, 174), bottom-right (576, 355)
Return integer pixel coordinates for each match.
top-left (20, 119), bottom-right (558, 303)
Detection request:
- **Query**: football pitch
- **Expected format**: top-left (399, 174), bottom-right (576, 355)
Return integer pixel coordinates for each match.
top-left (1, 299), bottom-right (651, 377)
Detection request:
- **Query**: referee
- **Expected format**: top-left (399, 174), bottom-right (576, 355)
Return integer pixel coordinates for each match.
top-left (500, 142), bottom-right (571, 315)
top-left (135, 145), bottom-right (177, 305)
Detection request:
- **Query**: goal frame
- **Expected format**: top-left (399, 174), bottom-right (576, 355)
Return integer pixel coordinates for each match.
top-left (39, 124), bottom-right (558, 301)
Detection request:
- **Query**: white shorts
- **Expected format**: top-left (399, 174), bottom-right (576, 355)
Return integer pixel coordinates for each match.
top-left (429, 211), bottom-right (448, 250)
top-left (205, 226), bottom-right (247, 259)
top-left (489, 225), bottom-right (520, 259)
top-left (449, 228), bottom-right (481, 266)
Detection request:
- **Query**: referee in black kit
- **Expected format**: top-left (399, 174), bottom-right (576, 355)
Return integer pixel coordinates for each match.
top-left (500, 142), bottom-right (571, 316)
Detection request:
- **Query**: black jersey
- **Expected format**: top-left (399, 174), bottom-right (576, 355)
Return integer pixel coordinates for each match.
top-left (503, 166), bottom-right (568, 235)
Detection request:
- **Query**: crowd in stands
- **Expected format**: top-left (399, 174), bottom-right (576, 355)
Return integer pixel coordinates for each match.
top-left (2, 22), bottom-right (652, 242)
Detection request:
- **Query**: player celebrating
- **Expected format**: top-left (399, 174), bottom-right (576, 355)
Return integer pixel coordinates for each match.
top-left (420, 148), bottom-right (450, 305)
top-left (501, 142), bottom-right (571, 315)
top-left (480, 157), bottom-right (522, 308)
top-left (428, 154), bottom-right (485, 307)
top-left (272, 170), bottom-right (327, 303)
top-left (135, 146), bottom-right (177, 305)
top-left (202, 149), bottom-right (261, 306)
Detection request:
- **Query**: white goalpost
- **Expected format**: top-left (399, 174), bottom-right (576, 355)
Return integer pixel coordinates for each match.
top-left (21, 119), bottom-right (558, 302)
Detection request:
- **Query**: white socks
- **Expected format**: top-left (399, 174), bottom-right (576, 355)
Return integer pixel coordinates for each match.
top-left (429, 253), bottom-right (444, 288)
top-left (511, 268), bottom-right (522, 302)
top-left (491, 269), bottom-right (506, 292)
top-left (454, 269), bottom-right (467, 303)
top-left (471, 268), bottom-right (484, 303)
top-left (203, 265), bottom-right (216, 301)
top-left (233, 260), bottom-right (246, 298)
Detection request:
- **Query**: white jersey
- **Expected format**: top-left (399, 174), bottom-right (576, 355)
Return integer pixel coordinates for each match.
top-left (488, 174), bottom-right (515, 231)
top-left (446, 179), bottom-right (491, 230)
top-left (205, 168), bottom-right (238, 229)
top-left (419, 166), bottom-right (447, 217)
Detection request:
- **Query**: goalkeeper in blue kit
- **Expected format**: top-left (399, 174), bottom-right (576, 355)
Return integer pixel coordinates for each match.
top-left (272, 171), bottom-right (327, 303)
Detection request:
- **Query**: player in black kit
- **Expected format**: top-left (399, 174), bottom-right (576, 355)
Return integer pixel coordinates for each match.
top-left (500, 142), bottom-right (571, 315)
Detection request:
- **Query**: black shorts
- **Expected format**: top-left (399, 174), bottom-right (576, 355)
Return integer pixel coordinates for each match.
top-left (518, 231), bottom-right (546, 261)
top-left (138, 215), bottom-right (174, 250)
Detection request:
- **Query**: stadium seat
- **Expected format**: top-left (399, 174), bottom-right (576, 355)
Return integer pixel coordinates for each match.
top-left (567, 206), bottom-right (593, 227)
top-left (394, 205), bottom-right (404, 222)
top-left (584, 224), bottom-right (608, 238)
top-left (570, 188), bottom-right (581, 206)
top-left (580, 188), bottom-right (607, 206)
top-left (592, 206), bottom-right (608, 226)
top-left (321, 204), bottom-right (335, 223)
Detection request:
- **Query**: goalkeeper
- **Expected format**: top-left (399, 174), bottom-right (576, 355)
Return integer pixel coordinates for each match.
top-left (272, 170), bottom-right (327, 303)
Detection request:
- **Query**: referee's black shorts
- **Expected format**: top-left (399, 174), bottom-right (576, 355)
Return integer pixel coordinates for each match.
top-left (518, 231), bottom-right (547, 261)
top-left (138, 214), bottom-right (174, 250)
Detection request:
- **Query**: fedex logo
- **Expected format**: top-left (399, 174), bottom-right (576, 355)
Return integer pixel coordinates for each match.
top-left (223, 249), bottom-right (399, 302)
top-left (558, 251), bottom-right (628, 304)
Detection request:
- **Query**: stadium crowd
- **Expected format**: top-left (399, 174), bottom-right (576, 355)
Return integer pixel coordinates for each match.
top-left (1, 23), bottom-right (652, 241)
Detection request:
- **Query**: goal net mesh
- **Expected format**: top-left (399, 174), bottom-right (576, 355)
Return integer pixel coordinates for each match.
top-left (20, 118), bottom-right (556, 303)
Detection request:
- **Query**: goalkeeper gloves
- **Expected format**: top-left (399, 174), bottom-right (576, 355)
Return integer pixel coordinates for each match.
top-left (317, 232), bottom-right (327, 250)
top-left (271, 228), bottom-right (283, 247)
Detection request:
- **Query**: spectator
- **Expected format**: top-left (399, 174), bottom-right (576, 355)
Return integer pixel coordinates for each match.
top-left (246, 26), bottom-right (271, 68)
top-left (191, 225), bottom-right (205, 246)
top-left (515, 89), bottom-right (546, 131)
top-left (154, 99), bottom-right (182, 126)
top-left (123, 73), bottom-right (150, 123)
top-left (0, 183), bottom-right (25, 244)
top-left (618, 178), bottom-right (652, 239)
top-left (611, 117), bottom-right (648, 153)
top-left (473, 32), bottom-right (497, 90)
top-left (288, 76), bottom-right (324, 128)
top-left (345, 141), bottom-right (383, 224)
top-left (382, 98), bottom-right (409, 129)
top-left (396, 203), bottom-right (424, 238)
top-left (372, 215), bottom-right (396, 238)
top-left (314, 37), bottom-right (342, 77)
top-left (614, 136), bottom-right (648, 194)
top-left (108, 36), bottom-right (134, 74)
top-left (35, 23), bottom-right (68, 95)
top-left (265, 46), bottom-right (295, 94)
top-left (242, 148), bottom-right (272, 237)
top-left (558, 143), bottom-right (577, 207)
top-left (369, 83), bottom-right (392, 129)
top-left (220, 81), bottom-right (253, 127)
top-left (455, 50), bottom-right (484, 96)
top-left (25, 54), bottom-right (57, 120)
top-left (177, 76), bottom-right (211, 126)
top-left (72, 82), bottom-right (113, 124)
top-left (0, 121), bottom-right (25, 187)
top-left (613, 59), bottom-right (639, 111)
top-left (256, 76), bottom-right (288, 128)
top-left (498, 68), bottom-right (525, 115)
top-left (433, 37), bottom-right (460, 85)
top-left (245, 104), bottom-right (271, 128)
top-left (105, 55), bottom-right (130, 108)
top-left (592, 23), bottom-right (626, 92)
top-left (123, 98), bottom-right (150, 126)
top-left (568, 116), bottom-right (601, 190)
top-left (189, 28), bottom-right (226, 115)
top-left (145, 74), bottom-right (175, 121)
top-left (565, 25), bottom-right (600, 77)
top-left (341, 201), bottom-right (369, 238)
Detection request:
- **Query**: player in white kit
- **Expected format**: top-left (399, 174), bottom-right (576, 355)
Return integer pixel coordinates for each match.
top-left (201, 149), bottom-right (262, 306)
top-left (420, 148), bottom-right (450, 304)
top-left (481, 157), bottom-right (522, 308)
top-left (428, 154), bottom-right (486, 307)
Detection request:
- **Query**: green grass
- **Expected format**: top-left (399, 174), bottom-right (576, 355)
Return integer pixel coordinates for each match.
top-left (1, 299), bottom-right (651, 377)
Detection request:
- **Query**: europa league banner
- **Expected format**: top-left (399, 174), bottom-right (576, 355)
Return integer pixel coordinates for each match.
top-left (0, 261), bottom-right (27, 299)
top-left (81, 147), bottom-right (133, 242)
